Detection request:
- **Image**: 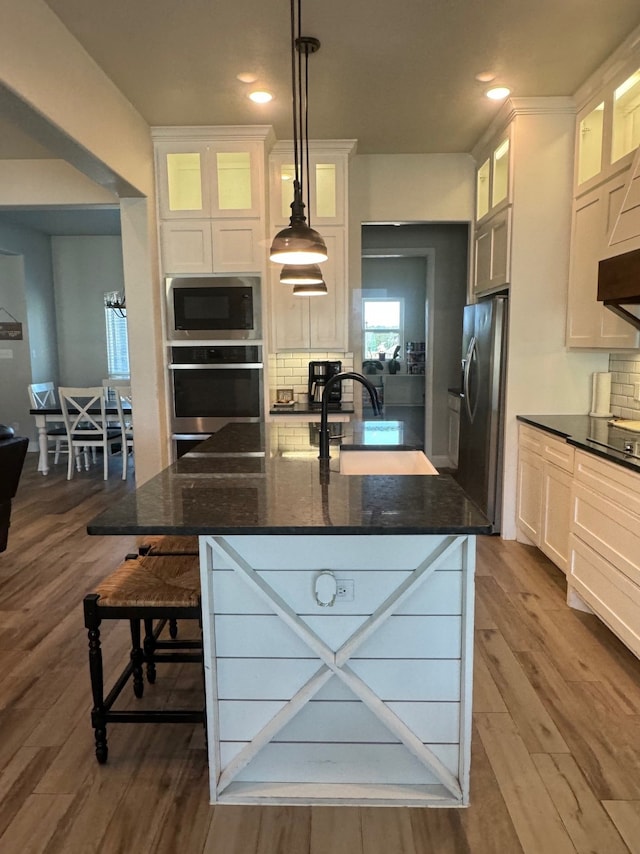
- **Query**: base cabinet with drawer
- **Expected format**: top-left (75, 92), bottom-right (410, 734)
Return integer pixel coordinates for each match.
top-left (568, 450), bottom-right (640, 658)
top-left (199, 533), bottom-right (475, 807)
top-left (516, 424), bottom-right (574, 574)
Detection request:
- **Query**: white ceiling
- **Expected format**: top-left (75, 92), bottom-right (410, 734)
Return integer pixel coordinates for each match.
top-left (38, 0), bottom-right (640, 155)
top-left (3, 1), bottom-right (640, 235)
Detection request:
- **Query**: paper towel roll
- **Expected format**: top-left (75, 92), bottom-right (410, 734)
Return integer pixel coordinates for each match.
top-left (590, 372), bottom-right (613, 418)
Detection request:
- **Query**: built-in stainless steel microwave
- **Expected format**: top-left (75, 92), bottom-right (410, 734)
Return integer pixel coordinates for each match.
top-left (166, 276), bottom-right (261, 340)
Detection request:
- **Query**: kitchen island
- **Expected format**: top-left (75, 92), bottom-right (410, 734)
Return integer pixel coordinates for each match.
top-left (88, 420), bottom-right (490, 807)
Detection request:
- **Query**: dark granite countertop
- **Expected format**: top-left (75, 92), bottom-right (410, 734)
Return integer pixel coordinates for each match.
top-left (88, 420), bottom-right (491, 537)
top-left (517, 414), bottom-right (640, 474)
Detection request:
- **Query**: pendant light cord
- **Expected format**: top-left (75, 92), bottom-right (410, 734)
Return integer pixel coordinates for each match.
top-left (297, 0), bottom-right (306, 220)
top-left (290, 0), bottom-right (300, 207)
top-left (304, 32), bottom-right (311, 227)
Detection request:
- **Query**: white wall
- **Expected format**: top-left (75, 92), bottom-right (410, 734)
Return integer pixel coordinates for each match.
top-left (350, 154), bottom-right (475, 292)
top-left (0, 221), bottom-right (58, 444)
top-left (0, 0), bottom-right (154, 197)
top-left (0, 161), bottom-right (117, 206)
top-left (51, 236), bottom-right (125, 386)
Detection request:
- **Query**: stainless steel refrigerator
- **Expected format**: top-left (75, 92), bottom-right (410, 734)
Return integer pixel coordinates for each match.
top-left (454, 294), bottom-right (508, 533)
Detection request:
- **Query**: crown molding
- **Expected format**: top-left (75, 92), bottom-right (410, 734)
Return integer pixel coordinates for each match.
top-left (472, 97), bottom-right (575, 159)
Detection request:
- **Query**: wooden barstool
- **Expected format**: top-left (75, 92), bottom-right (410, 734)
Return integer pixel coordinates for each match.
top-left (83, 554), bottom-right (204, 764)
top-left (133, 536), bottom-right (200, 639)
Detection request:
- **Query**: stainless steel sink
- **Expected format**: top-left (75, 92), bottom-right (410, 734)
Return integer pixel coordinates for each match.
top-left (338, 449), bottom-right (439, 475)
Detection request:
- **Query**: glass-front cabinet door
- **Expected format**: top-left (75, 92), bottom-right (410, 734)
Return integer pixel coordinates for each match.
top-left (475, 135), bottom-right (510, 223)
top-left (157, 140), bottom-right (261, 219)
top-left (577, 102), bottom-right (605, 186)
top-left (612, 68), bottom-right (640, 165)
top-left (476, 158), bottom-right (490, 220)
top-left (157, 142), bottom-right (210, 218)
top-left (269, 141), bottom-right (355, 229)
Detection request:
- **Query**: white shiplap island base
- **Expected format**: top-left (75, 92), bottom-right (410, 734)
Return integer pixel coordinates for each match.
top-left (199, 533), bottom-right (475, 807)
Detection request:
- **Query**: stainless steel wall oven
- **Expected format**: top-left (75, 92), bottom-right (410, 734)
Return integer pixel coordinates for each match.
top-left (169, 345), bottom-right (263, 433)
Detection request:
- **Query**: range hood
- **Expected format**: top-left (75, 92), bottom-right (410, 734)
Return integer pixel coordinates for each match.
top-left (598, 248), bottom-right (640, 330)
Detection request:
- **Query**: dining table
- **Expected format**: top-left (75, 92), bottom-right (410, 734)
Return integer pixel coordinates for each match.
top-left (29, 405), bottom-right (131, 475)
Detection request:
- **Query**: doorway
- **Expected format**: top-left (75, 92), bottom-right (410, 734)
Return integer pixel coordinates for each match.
top-left (360, 254), bottom-right (430, 450)
top-left (359, 223), bottom-right (469, 466)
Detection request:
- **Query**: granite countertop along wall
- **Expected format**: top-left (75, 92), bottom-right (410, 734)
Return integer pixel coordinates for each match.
top-left (88, 421), bottom-right (491, 537)
top-left (517, 414), bottom-right (640, 474)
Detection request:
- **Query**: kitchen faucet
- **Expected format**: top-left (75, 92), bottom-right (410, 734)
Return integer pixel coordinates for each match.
top-left (318, 371), bottom-right (382, 460)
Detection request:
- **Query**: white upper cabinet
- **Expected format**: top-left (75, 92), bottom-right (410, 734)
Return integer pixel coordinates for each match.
top-left (473, 130), bottom-right (512, 295)
top-left (567, 54), bottom-right (640, 348)
top-left (268, 140), bottom-right (355, 351)
top-left (155, 136), bottom-right (266, 220)
top-left (269, 140), bottom-right (355, 229)
top-left (153, 127), bottom-right (273, 276)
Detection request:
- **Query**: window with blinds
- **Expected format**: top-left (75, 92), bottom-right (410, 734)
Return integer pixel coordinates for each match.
top-left (105, 305), bottom-right (130, 377)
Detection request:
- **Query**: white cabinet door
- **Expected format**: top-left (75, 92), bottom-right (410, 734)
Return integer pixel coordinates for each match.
top-left (212, 220), bottom-right (263, 273)
top-left (161, 220), bottom-right (263, 274)
top-left (516, 446), bottom-right (543, 546)
top-left (160, 220), bottom-right (213, 274)
top-left (155, 141), bottom-right (210, 219)
top-left (473, 208), bottom-right (511, 295)
top-left (271, 230), bottom-right (346, 351)
top-left (566, 176), bottom-right (639, 348)
top-left (540, 463), bottom-right (572, 574)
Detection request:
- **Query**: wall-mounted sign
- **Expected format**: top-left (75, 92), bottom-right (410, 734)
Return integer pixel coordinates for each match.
top-left (0, 308), bottom-right (23, 340)
top-left (0, 322), bottom-right (22, 340)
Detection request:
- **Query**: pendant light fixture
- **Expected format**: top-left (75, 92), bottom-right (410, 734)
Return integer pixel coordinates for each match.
top-left (292, 280), bottom-right (328, 296)
top-left (270, 0), bottom-right (327, 268)
top-left (279, 263), bottom-right (324, 285)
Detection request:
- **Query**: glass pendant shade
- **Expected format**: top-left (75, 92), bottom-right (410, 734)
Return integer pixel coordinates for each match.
top-left (269, 221), bottom-right (328, 264)
top-left (292, 280), bottom-right (328, 296)
top-left (280, 263), bottom-right (324, 285)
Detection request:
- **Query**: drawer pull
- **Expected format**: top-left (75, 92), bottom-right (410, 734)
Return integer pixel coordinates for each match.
top-left (315, 571), bottom-right (337, 608)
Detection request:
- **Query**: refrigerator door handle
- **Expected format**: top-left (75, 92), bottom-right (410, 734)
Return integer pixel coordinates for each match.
top-left (463, 336), bottom-right (478, 423)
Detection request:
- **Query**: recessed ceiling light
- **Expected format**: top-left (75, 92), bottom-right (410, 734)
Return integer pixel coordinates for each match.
top-left (248, 90), bottom-right (273, 104)
top-left (485, 86), bottom-right (511, 101)
top-left (237, 72), bottom-right (258, 84)
top-left (475, 71), bottom-right (496, 83)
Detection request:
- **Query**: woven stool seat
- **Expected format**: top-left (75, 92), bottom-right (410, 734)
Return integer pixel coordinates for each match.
top-left (137, 535), bottom-right (199, 556)
top-left (84, 552), bottom-right (204, 764)
top-left (96, 554), bottom-right (199, 608)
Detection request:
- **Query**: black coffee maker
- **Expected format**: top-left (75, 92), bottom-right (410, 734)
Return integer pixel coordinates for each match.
top-left (308, 360), bottom-right (342, 409)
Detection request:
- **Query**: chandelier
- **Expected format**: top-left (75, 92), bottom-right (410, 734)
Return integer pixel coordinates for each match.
top-left (104, 291), bottom-right (126, 318)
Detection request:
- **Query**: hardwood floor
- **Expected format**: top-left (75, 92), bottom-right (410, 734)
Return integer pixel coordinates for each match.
top-left (1, 453), bottom-right (639, 853)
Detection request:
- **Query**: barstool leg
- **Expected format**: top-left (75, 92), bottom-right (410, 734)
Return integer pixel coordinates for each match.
top-left (129, 619), bottom-right (144, 698)
top-left (84, 594), bottom-right (108, 764)
top-left (143, 618), bottom-right (157, 684)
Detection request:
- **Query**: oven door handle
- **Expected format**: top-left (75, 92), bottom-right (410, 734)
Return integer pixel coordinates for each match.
top-left (169, 363), bottom-right (263, 370)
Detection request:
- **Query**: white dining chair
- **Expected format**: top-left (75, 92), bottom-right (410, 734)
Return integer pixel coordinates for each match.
top-left (27, 382), bottom-right (68, 464)
top-left (58, 387), bottom-right (122, 480)
top-left (113, 384), bottom-right (134, 480)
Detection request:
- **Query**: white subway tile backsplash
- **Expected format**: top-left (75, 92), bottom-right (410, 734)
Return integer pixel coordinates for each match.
top-left (269, 351), bottom-right (354, 404)
top-left (609, 353), bottom-right (640, 418)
